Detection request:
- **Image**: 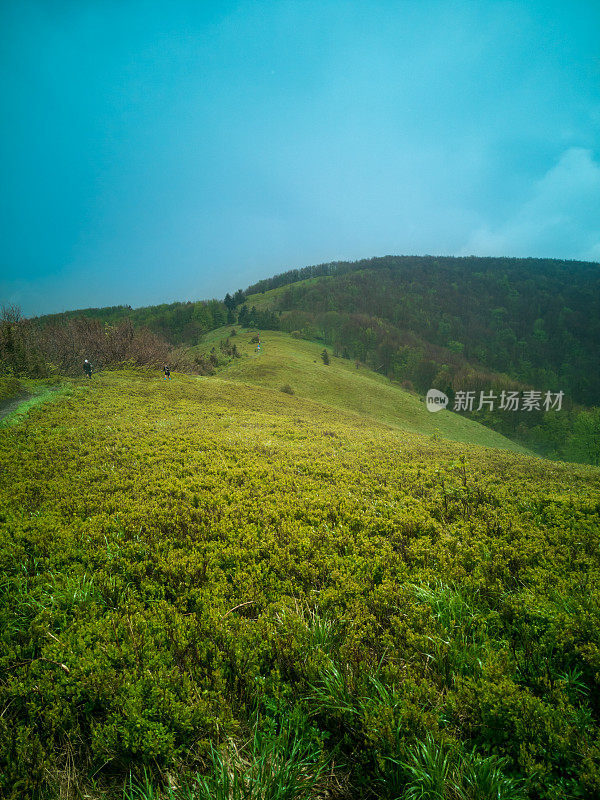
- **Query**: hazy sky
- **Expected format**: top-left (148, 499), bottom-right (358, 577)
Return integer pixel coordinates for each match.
top-left (1, 0), bottom-right (599, 316)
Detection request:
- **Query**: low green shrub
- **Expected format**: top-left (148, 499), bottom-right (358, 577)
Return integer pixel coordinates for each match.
top-left (0, 376), bottom-right (23, 401)
top-left (0, 372), bottom-right (599, 798)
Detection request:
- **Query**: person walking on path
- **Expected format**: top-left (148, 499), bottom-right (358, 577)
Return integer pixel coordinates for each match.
top-left (83, 359), bottom-right (93, 378)
top-left (162, 364), bottom-right (171, 380)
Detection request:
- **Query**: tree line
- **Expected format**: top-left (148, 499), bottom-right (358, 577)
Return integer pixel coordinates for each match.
top-left (34, 296), bottom-right (243, 346)
top-left (0, 306), bottom-right (216, 378)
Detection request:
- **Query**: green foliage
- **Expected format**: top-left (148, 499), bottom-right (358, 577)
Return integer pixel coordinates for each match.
top-left (0, 376), bottom-right (24, 401)
top-left (0, 371), bottom-right (599, 798)
top-left (238, 305), bottom-right (280, 330)
top-left (566, 408), bottom-right (600, 466)
top-left (381, 734), bottom-right (526, 800)
top-left (191, 710), bottom-right (331, 800)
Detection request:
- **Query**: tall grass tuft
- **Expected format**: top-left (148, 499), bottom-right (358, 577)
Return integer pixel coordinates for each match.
top-left (275, 603), bottom-right (342, 657)
top-left (185, 710), bottom-right (331, 800)
top-left (380, 734), bottom-right (526, 800)
top-left (309, 662), bottom-right (360, 723)
top-left (123, 769), bottom-right (163, 800)
top-left (460, 748), bottom-right (526, 800)
top-left (411, 582), bottom-right (479, 633)
top-left (410, 581), bottom-right (498, 682)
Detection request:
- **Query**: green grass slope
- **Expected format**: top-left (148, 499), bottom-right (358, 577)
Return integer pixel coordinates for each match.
top-left (2, 370), bottom-right (599, 798)
top-left (193, 327), bottom-right (532, 455)
top-left (244, 276), bottom-right (330, 310)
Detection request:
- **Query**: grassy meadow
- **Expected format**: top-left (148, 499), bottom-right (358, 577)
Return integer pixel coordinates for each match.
top-left (1, 363), bottom-right (600, 799)
top-left (190, 328), bottom-right (531, 454)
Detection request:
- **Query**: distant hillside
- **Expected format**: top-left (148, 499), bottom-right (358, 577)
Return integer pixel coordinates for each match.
top-left (234, 256), bottom-right (600, 464)
top-left (244, 255), bottom-right (600, 406)
top-left (9, 254), bottom-right (599, 464)
top-left (191, 326), bottom-right (531, 455)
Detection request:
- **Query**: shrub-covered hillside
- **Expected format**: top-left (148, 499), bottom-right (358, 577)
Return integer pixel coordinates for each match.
top-left (190, 326), bottom-right (531, 454)
top-left (241, 256), bottom-right (600, 463)
top-left (1, 371), bottom-right (599, 799)
top-left (244, 255), bottom-right (600, 407)
top-left (15, 255), bottom-right (600, 463)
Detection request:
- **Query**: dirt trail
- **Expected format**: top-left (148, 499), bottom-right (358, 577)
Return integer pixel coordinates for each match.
top-left (0, 392), bottom-right (32, 420)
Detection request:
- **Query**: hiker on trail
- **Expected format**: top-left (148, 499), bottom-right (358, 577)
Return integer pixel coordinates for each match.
top-left (163, 364), bottom-right (171, 380)
top-left (83, 359), bottom-right (92, 378)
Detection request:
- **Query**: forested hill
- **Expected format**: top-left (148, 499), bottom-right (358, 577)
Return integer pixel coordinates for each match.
top-left (245, 254), bottom-right (600, 298)
top-left (244, 255), bottom-right (600, 408)
top-left (9, 254), bottom-right (599, 463)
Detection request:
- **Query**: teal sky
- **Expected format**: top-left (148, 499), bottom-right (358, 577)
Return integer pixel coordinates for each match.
top-left (1, 0), bottom-right (599, 316)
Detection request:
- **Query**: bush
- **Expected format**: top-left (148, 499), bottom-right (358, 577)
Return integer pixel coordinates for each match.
top-left (0, 377), bottom-right (24, 402)
top-left (280, 384), bottom-right (295, 395)
top-left (0, 306), bottom-right (47, 378)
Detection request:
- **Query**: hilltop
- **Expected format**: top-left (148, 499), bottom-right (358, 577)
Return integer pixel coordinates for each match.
top-left (189, 326), bottom-right (531, 454)
top-left (236, 256), bottom-right (600, 463)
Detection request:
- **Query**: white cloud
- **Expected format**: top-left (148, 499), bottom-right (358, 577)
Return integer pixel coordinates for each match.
top-left (461, 147), bottom-right (600, 261)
